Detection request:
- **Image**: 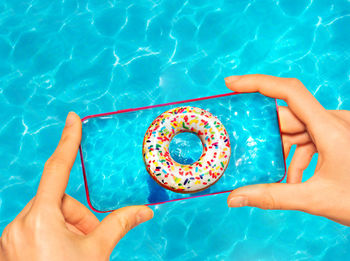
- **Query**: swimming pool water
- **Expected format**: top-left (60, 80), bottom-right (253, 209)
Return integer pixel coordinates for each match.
top-left (0, 0), bottom-right (350, 260)
top-left (81, 93), bottom-right (285, 210)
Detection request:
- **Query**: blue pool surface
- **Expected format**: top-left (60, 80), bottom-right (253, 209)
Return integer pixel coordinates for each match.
top-left (81, 93), bottom-right (285, 210)
top-left (1, 0), bottom-right (350, 260)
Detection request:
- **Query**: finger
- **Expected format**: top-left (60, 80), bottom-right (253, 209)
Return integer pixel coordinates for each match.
top-left (282, 132), bottom-right (313, 158)
top-left (89, 206), bottom-right (153, 255)
top-left (66, 223), bottom-right (85, 236)
top-left (61, 194), bottom-right (100, 235)
top-left (286, 132), bottom-right (312, 145)
top-left (279, 108), bottom-right (350, 134)
top-left (282, 135), bottom-right (292, 158)
top-left (287, 143), bottom-right (316, 184)
top-left (227, 182), bottom-right (310, 211)
top-left (283, 131), bottom-right (313, 150)
top-left (36, 112), bottom-right (82, 205)
top-left (278, 106), bottom-right (305, 134)
top-left (225, 75), bottom-right (329, 130)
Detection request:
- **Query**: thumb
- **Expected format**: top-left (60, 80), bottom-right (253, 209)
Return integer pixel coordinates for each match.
top-left (227, 183), bottom-right (310, 211)
top-left (89, 206), bottom-right (153, 255)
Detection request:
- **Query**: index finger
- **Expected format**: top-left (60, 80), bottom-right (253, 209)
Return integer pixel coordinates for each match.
top-left (36, 112), bottom-right (82, 205)
top-left (224, 74), bottom-right (328, 130)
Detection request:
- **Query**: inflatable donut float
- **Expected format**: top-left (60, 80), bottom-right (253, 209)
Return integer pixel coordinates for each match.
top-left (142, 106), bottom-right (231, 193)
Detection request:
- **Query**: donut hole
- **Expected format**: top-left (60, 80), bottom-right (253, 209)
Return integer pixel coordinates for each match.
top-left (169, 132), bottom-right (203, 165)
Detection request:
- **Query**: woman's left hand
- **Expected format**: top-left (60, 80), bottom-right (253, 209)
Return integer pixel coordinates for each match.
top-left (0, 112), bottom-right (153, 261)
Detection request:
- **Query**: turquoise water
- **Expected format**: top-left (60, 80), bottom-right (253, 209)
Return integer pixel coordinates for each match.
top-left (81, 93), bottom-right (285, 210)
top-left (0, 0), bottom-right (350, 260)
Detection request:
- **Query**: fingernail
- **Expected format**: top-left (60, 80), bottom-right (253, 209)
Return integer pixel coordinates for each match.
top-left (65, 112), bottom-right (75, 127)
top-left (228, 196), bottom-right (248, 208)
top-left (225, 75), bottom-right (240, 83)
top-left (136, 208), bottom-right (154, 224)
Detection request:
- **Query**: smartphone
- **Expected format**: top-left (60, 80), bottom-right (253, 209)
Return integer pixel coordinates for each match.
top-left (79, 92), bottom-right (286, 212)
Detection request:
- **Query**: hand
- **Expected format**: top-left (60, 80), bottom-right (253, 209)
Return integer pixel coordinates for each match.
top-left (225, 74), bottom-right (350, 226)
top-left (0, 112), bottom-right (153, 260)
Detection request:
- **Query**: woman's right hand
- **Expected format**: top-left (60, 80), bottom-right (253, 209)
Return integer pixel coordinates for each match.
top-left (225, 74), bottom-right (350, 226)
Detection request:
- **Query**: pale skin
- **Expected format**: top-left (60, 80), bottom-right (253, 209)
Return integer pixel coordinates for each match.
top-left (225, 74), bottom-right (350, 226)
top-left (1, 74), bottom-right (350, 260)
top-left (0, 112), bottom-right (154, 261)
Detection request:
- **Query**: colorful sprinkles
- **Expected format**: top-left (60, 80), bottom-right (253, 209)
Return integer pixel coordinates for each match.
top-left (142, 106), bottom-right (231, 193)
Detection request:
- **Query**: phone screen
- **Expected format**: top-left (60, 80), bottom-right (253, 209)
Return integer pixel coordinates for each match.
top-left (80, 92), bottom-right (285, 212)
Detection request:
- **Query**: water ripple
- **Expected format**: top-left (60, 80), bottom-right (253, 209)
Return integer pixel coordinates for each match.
top-left (0, 0), bottom-right (350, 260)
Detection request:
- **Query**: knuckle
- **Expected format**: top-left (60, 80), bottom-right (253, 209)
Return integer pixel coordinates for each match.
top-left (23, 207), bottom-right (56, 232)
top-left (23, 212), bottom-right (39, 228)
top-left (260, 184), bottom-right (279, 210)
top-left (61, 132), bottom-right (80, 147)
top-left (280, 78), bottom-right (307, 104)
top-left (61, 133), bottom-right (72, 144)
top-left (288, 78), bottom-right (303, 88)
top-left (116, 216), bottom-right (132, 233)
top-left (44, 157), bottom-right (67, 172)
top-left (2, 221), bottom-right (23, 245)
top-left (1, 223), bottom-right (12, 245)
top-left (23, 214), bottom-right (39, 231)
top-left (283, 78), bottom-right (303, 99)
